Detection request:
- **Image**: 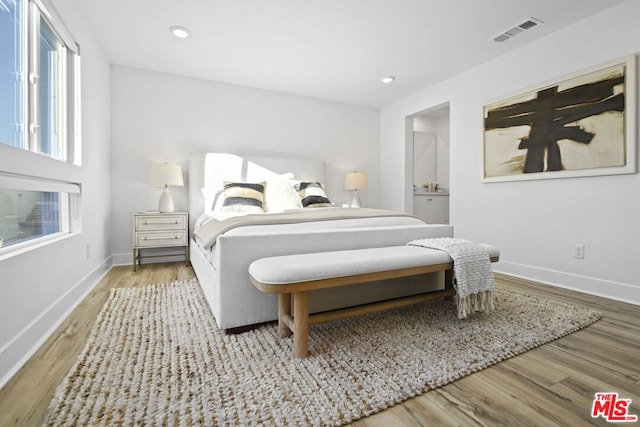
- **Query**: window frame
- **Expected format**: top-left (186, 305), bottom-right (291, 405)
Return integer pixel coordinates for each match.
top-left (27, 0), bottom-right (81, 164)
top-left (0, 0), bottom-right (82, 257)
top-left (0, 172), bottom-right (81, 258)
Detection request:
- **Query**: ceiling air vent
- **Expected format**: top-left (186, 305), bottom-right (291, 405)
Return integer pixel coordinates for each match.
top-left (491, 17), bottom-right (543, 42)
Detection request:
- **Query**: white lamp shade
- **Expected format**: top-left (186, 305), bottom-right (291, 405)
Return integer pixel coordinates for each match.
top-left (344, 172), bottom-right (367, 190)
top-left (149, 163), bottom-right (184, 187)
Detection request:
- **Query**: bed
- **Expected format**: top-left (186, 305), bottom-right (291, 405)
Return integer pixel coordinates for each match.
top-left (188, 152), bottom-right (454, 332)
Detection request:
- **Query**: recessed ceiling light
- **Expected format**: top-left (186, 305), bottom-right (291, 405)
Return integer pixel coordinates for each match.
top-left (169, 26), bottom-right (191, 39)
top-left (380, 76), bottom-right (395, 84)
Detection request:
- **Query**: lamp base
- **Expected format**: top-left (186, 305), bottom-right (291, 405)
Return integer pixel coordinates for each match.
top-left (350, 190), bottom-right (361, 208)
top-left (158, 187), bottom-right (175, 213)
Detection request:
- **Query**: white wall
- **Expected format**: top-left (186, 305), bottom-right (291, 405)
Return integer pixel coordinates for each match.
top-left (0, 0), bottom-right (112, 387)
top-left (110, 66), bottom-right (379, 260)
top-left (380, 1), bottom-right (640, 305)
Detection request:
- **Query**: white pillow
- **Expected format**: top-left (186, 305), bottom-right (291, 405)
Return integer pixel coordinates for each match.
top-left (201, 187), bottom-right (225, 212)
top-left (264, 173), bottom-right (302, 211)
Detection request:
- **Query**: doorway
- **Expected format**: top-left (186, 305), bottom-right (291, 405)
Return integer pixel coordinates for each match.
top-left (408, 104), bottom-right (450, 223)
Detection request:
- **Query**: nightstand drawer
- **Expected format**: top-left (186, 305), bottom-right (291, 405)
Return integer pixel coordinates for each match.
top-left (135, 214), bottom-right (186, 231)
top-left (135, 230), bottom-right (187, 248)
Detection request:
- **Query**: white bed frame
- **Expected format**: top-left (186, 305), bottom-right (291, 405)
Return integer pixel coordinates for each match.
top-left (188, 152), bottom-right (454, 332)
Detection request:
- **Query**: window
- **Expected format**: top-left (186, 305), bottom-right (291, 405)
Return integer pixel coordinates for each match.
top-left (1, 0), bottom-right (80, 162)
top-left (0, 0), bottom-right (81, 254)
top-left (0, 0), bottom-right (24, 149)
top-left (0, 174), bottom-right (80, 251)
top-left (38, 16), bottom-right (65, 158)
top-left (0, 190), bottom-right (60, 248)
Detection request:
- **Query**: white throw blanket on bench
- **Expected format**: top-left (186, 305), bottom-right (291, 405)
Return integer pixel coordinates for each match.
top-left (407, 238), bottom-right (495, 319)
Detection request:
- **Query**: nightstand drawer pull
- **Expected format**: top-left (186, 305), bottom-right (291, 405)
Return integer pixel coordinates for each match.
top-left (144, 220), bottom-right (179, 225)
top-left (143, 235), bottom-right (179, 240)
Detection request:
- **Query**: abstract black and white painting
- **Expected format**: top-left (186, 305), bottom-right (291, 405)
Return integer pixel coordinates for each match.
top-left (483, 56), bottom-right (636, 182)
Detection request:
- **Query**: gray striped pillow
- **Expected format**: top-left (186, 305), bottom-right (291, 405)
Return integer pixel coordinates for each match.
top-left (294, 182), bottom-right (332, 208)
top-left (221, 182), bottom-right (265, 213)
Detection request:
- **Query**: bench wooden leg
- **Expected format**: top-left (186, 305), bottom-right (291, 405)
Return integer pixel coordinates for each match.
top-left (278, 293), bottom-right (292, 337)
top-left (444, 269), bottom-right (454, 301)
top-left (293, 291), bottom-right (309, 358)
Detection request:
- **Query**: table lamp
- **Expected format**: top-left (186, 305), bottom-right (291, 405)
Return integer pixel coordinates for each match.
top-left (149, 163), bottom-right (184, 212)
top-left (344, 171), bottom-right (367, 208)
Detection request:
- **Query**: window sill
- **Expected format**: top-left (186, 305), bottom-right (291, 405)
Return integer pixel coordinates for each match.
top-left (0, 232), bottom-right (80, 262)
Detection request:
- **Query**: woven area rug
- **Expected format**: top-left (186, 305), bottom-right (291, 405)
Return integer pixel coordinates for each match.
top-left (45, 279), bottom-right (600, 426)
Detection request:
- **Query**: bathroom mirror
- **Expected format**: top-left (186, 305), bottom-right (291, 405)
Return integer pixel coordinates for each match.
top-left (413, 131), bottom-right (437, 190)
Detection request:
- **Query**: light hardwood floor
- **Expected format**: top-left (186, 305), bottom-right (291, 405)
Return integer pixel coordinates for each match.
top-left (0, 265), bottom-right (638, 426)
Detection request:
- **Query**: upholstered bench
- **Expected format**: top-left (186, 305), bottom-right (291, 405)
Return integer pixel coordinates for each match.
top-left (249, 244), bottom-right (499, 358)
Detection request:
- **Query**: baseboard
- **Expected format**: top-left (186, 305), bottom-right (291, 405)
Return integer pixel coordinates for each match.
top-left (0, 256), bottom-right (113, 390)
top-left (495, 260), bottom-right (640, 306)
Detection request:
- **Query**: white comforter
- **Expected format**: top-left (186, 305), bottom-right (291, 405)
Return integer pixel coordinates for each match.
top-left (194, 207), bottom-right (419, 250)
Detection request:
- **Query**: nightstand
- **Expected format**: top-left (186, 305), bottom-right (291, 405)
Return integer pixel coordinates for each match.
top-left (133, 212), bottom-right (189, 271)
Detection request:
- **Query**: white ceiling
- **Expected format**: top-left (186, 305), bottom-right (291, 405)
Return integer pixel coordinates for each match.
top-left (73, 0), bottom-right (624, 108)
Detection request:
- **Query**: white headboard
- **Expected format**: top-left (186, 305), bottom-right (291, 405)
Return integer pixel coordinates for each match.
top-left (188, 152), bottom-right (326, 231)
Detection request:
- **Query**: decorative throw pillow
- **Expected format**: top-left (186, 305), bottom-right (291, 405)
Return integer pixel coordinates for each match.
top-left (264, 174), bottom-right (302, 211)
top-left (294, 182), bottom-right (332, 208)
top-left (221, 182), bottom-right (266, 213)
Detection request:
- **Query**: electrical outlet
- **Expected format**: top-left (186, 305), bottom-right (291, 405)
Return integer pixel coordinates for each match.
top-left (573, 244), bottom-right (585, 259)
